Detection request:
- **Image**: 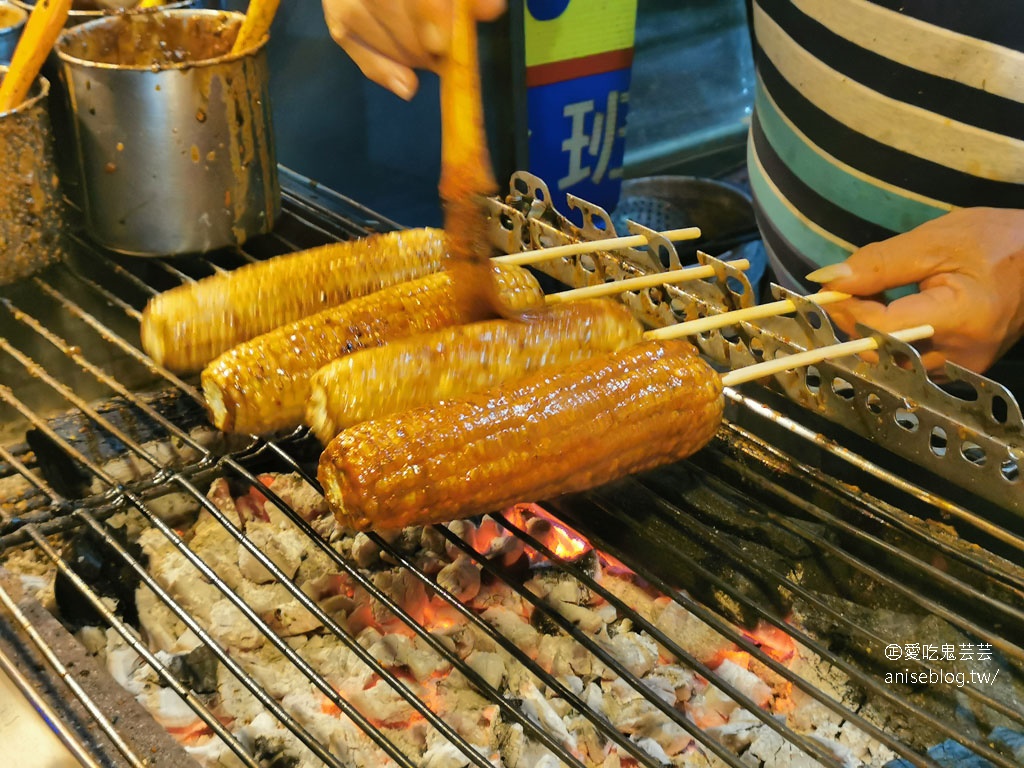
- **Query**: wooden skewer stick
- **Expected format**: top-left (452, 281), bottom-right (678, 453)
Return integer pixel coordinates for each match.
top-left (544, 259), bottom-right (752, 304)
top-left (720, 325), bottom-right (934, 388)
top-left (493, 226), bottom-right (702, 267)
top-left (644, 291), bottom-right (850, 340)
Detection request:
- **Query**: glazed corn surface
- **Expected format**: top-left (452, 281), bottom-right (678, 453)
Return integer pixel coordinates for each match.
top-left (319, 339), bottom-right (724, 531)
top-left (202, 264), bottom-right (544, 434)
top-left (306, 298), bottom-right (644, 443)
top-left (141, 228), bottom-right (447, 373)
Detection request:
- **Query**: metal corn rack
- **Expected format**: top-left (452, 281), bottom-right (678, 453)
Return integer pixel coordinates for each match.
top-left (486, 171), bottom-right (1024, 524)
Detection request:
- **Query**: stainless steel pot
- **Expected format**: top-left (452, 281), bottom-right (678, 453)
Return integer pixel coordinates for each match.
top-left (0, 70), bottom-right (67, 285)
top-left (55, 9), bottom-right (280, 256)
top-left (0, 1), bottom-right (25, 64)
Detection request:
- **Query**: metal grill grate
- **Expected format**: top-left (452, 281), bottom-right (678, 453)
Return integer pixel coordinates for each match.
top-left (0, 170), bottom-right (1021, 768)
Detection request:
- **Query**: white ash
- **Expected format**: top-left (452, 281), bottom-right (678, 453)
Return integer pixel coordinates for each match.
top-left (49, 477), bottom-right (908, 768)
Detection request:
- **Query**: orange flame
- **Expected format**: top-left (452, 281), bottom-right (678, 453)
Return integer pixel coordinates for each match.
top-left (502, 503), bottom-right (591, 562)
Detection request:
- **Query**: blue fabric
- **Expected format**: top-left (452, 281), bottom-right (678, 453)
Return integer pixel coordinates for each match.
top-left (883, 730), bottom-right (1024, 768)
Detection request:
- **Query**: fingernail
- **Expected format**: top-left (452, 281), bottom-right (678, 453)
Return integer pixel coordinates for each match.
top-left (389, 73), bottom-right (416, 101)
top-left (421, 21), bottom-right (445, 55)
top-left (805, 263), bottom-right (853, 283)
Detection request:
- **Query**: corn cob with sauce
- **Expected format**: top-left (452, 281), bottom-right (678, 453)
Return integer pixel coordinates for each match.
top-left (318, 339), bottom-right (724, 531)
top-left (305, 298), bottom-right (644, 444)
top-left (201, 264), bottom-right (544, 435)
top-left (140, 227), bottom-right (447, 373)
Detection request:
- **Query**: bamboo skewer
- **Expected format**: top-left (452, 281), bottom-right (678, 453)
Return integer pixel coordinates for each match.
top-left (644, 291), bottom-right (850, 339)
top-left (720, 325), bottom-right (934, 388)
top-left (494, 226), bottom-right (702, 267)
top-left (544, 259), bottom-right (752, 304)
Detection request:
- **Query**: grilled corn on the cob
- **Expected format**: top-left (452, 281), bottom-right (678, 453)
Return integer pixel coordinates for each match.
top-left (306, 299), bottom-right (644, 443)
top-left (202, 264), bottom-right (544, 435)
top-left (140, 227), bottom-right (447, 373)
top-left (318, 339), bottom-right (724, 531)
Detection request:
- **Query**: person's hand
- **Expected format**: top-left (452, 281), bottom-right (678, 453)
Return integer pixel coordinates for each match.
top-left (806, 207), bottom-right (1024, 375)
top-left (322, 0), bottom-right (507, 100)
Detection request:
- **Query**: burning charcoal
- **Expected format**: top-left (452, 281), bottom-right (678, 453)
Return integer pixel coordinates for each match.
top-left (537, 635), bottom-right (603, 679)
top-left (240, 582), bottom-right (323, 638)
top-left (595, 628), bottom-right (660, 678)
top-left (167, 645), bottom-right (219, 694)
top-left (252, 735), bottom-right (300, 768)
top-left (420, 524), bottom-right (448, 555)
top-left (701, 658), bottom-right (773, 721)
top-left (236, 521), bottom-right (304, 583)
top-left (349, 532), bottom-right (381, 567)
top-left (444, 519), bottom-right (477, 561)
top-left (54, 524), bottom-right (145, 632)
top-left (262, 473), bottom-right (329, 524)
top-left (25, 390), bottom-right (222, 499)
top-left (482, 606), bottom-right (541, 654)
top-left (414, 550), bottom-right (447, 577)
top-left (370, 568), bottom-right (431, 627)
top-left (518, 680), bottom-right (576, 750)
top-left (24, 429), bottom-right (92, 499)
top-left (465, 650), bottom-right (507, 691)
top-left (135, 584), bottom-right (192, 654)
top-left (526, 568), bottom-right (594, 607)
top-left (436, 555), bottom-right (481, 603)
top-left (495, 721), bottom-right (526, 768)
top-left (379, 525), bottom-right (426, 564)
top-left (529, 605), bottom-right (563, 636)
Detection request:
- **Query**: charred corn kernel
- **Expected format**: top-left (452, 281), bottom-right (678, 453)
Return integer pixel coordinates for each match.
top-left (319, 339), bottom-right (724, 531)
top-left (202, 264), bottom-right (543, 435)
top-left (306, 298), bottom-right (644, 444)
top-left (140, 228), bottom-right (447, 373)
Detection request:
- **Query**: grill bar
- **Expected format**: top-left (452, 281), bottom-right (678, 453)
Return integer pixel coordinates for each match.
top-left (490, 510), bottom-right (945, 768)
top-left (63, 507), bottom-right (353, 768)
top-left (28, 276), bottom-right (205, 405)
top-left (1, 279), bottom-right (614, 766)
top-left (22, 525), bottom-right (258, 768)
top-left (0, 175), bottom-right (1020, 768)
top-left (0, 312), bottom-right (481, 767)
top-left (627, 474), bottom-right (1023, 764)
top-left (442, 521), bottom-right (853, 768)
top-left (547, 486), bottom-right (1020, 768)
top-left (704, 464), bottom-right (1024, 661)
top-left (724, 390), bottom-right (1024, 552)
top-left (639, 459), bottom-right (1024, 725)
top-left (0, 593), bottom-right (111, 768)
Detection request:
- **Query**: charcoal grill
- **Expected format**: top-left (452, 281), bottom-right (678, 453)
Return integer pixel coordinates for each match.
top-left (0, 168), bottom-right (1022, 768)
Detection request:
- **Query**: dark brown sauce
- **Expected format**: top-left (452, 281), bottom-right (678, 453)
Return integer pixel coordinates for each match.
top-left (0, 84), bottom-right (67, 285)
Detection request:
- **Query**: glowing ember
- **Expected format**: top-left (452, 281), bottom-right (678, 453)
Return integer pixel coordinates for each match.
top-left (502, 503), bottom-right (592, 563)
top-left (744, 621), bottom-right (798, 664)
top-left (46, 475), bottom-right (901, 768)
